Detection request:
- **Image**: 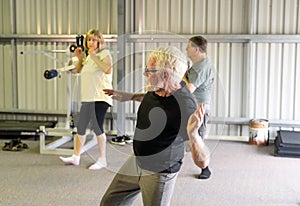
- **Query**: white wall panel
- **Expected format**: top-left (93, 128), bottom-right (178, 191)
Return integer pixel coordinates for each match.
top-left (216, 43), bottom-right (231, 117)
top-left (270, 0), bottom-right (284, 33)
top-left (0, 45), bottom-right (5, 108)
top-left (144, 0), bottom-right (158, 31)
top-left (1, 44), bottom-right (13, 108)
top-left (284, 0), bottom-right (298, 34)
top-left (181, 0), bottom-right (193, 33)
top-left (298, 1), bottom-right (300, 33)
top-left (257, 0), bottom-right (271, 33)
top-left (15, 0), bottom-right (117, 35)
top-left (0, 0), bottom-right (11, 33)
top-left (169, 0), bottom-right (181, 33)
top-left (253, 43), bottom-right (269, 118)
top-left (216, 43), bottom-right (231, 135)
top-left (268, 44), bottom-right (282, 119)
top-left (232, 0), bottom-right (246, 33)
top-left (219, 0), bottom-right (232, 33)
top-left (296, 44), bottom-right (300, 120)
top-left (193, 0), bottom-right (207, 32)
top-left (229, 43), bottom-right (244, 117)
top-left (281, 43), bottom-right (296, 119)
top-left (207, 0), bottom-right (219, 33)
top-left (142, 0), bottom-right (248, 34)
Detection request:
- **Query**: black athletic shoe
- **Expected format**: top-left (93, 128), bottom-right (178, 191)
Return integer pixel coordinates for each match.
top-left (109, 136), bottom-right (126, 146)
top-left (123, 135), bottom-right (133, 143)
top-left (2, 139), bottom-right (25, 151)
top-left (199, 167), bottom-right (211, 179)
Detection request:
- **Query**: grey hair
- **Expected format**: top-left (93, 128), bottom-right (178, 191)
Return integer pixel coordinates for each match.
top-left (148, 46), bottom-right (188, 83)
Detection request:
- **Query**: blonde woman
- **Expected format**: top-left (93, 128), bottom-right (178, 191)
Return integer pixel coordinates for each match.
top-left (60, 29), bottom-right (113, 170)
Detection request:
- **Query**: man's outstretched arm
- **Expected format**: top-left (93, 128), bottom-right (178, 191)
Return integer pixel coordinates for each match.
top-left (103, 89), bottom-right (145, 102)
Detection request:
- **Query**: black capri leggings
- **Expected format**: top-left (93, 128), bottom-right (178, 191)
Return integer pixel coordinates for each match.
top-left (76, 101), bottom-right (110, 136)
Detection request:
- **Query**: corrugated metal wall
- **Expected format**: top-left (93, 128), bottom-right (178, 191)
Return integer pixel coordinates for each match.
top-left (1, 0), bottom-right (300, 138)
top-left (121, 0), bottom-right (300, 137)
top-left (0, 0), bottom-right (118, 126)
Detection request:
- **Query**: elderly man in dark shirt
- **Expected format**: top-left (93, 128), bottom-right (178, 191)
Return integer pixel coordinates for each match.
top-left (101, 46), bottom-right (210, 206)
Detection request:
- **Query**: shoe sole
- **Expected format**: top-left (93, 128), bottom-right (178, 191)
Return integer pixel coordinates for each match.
top-left (199, 175), bottom-right (210, 179)
top-left (109, 140), bottom-right (126, 146)
top-left (123, 135), bottom-right (133, 143)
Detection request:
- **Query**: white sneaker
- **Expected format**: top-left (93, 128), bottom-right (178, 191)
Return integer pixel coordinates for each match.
top-left (88, 159), bottom-right (107, 170)
top-left (59, 155), bottom-right (80, 166)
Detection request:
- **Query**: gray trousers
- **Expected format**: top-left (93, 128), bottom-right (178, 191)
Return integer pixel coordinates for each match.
top-left (100, 155), bottom-right (178, 206)
top-left (198, 112), bottom-right (210, 139)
